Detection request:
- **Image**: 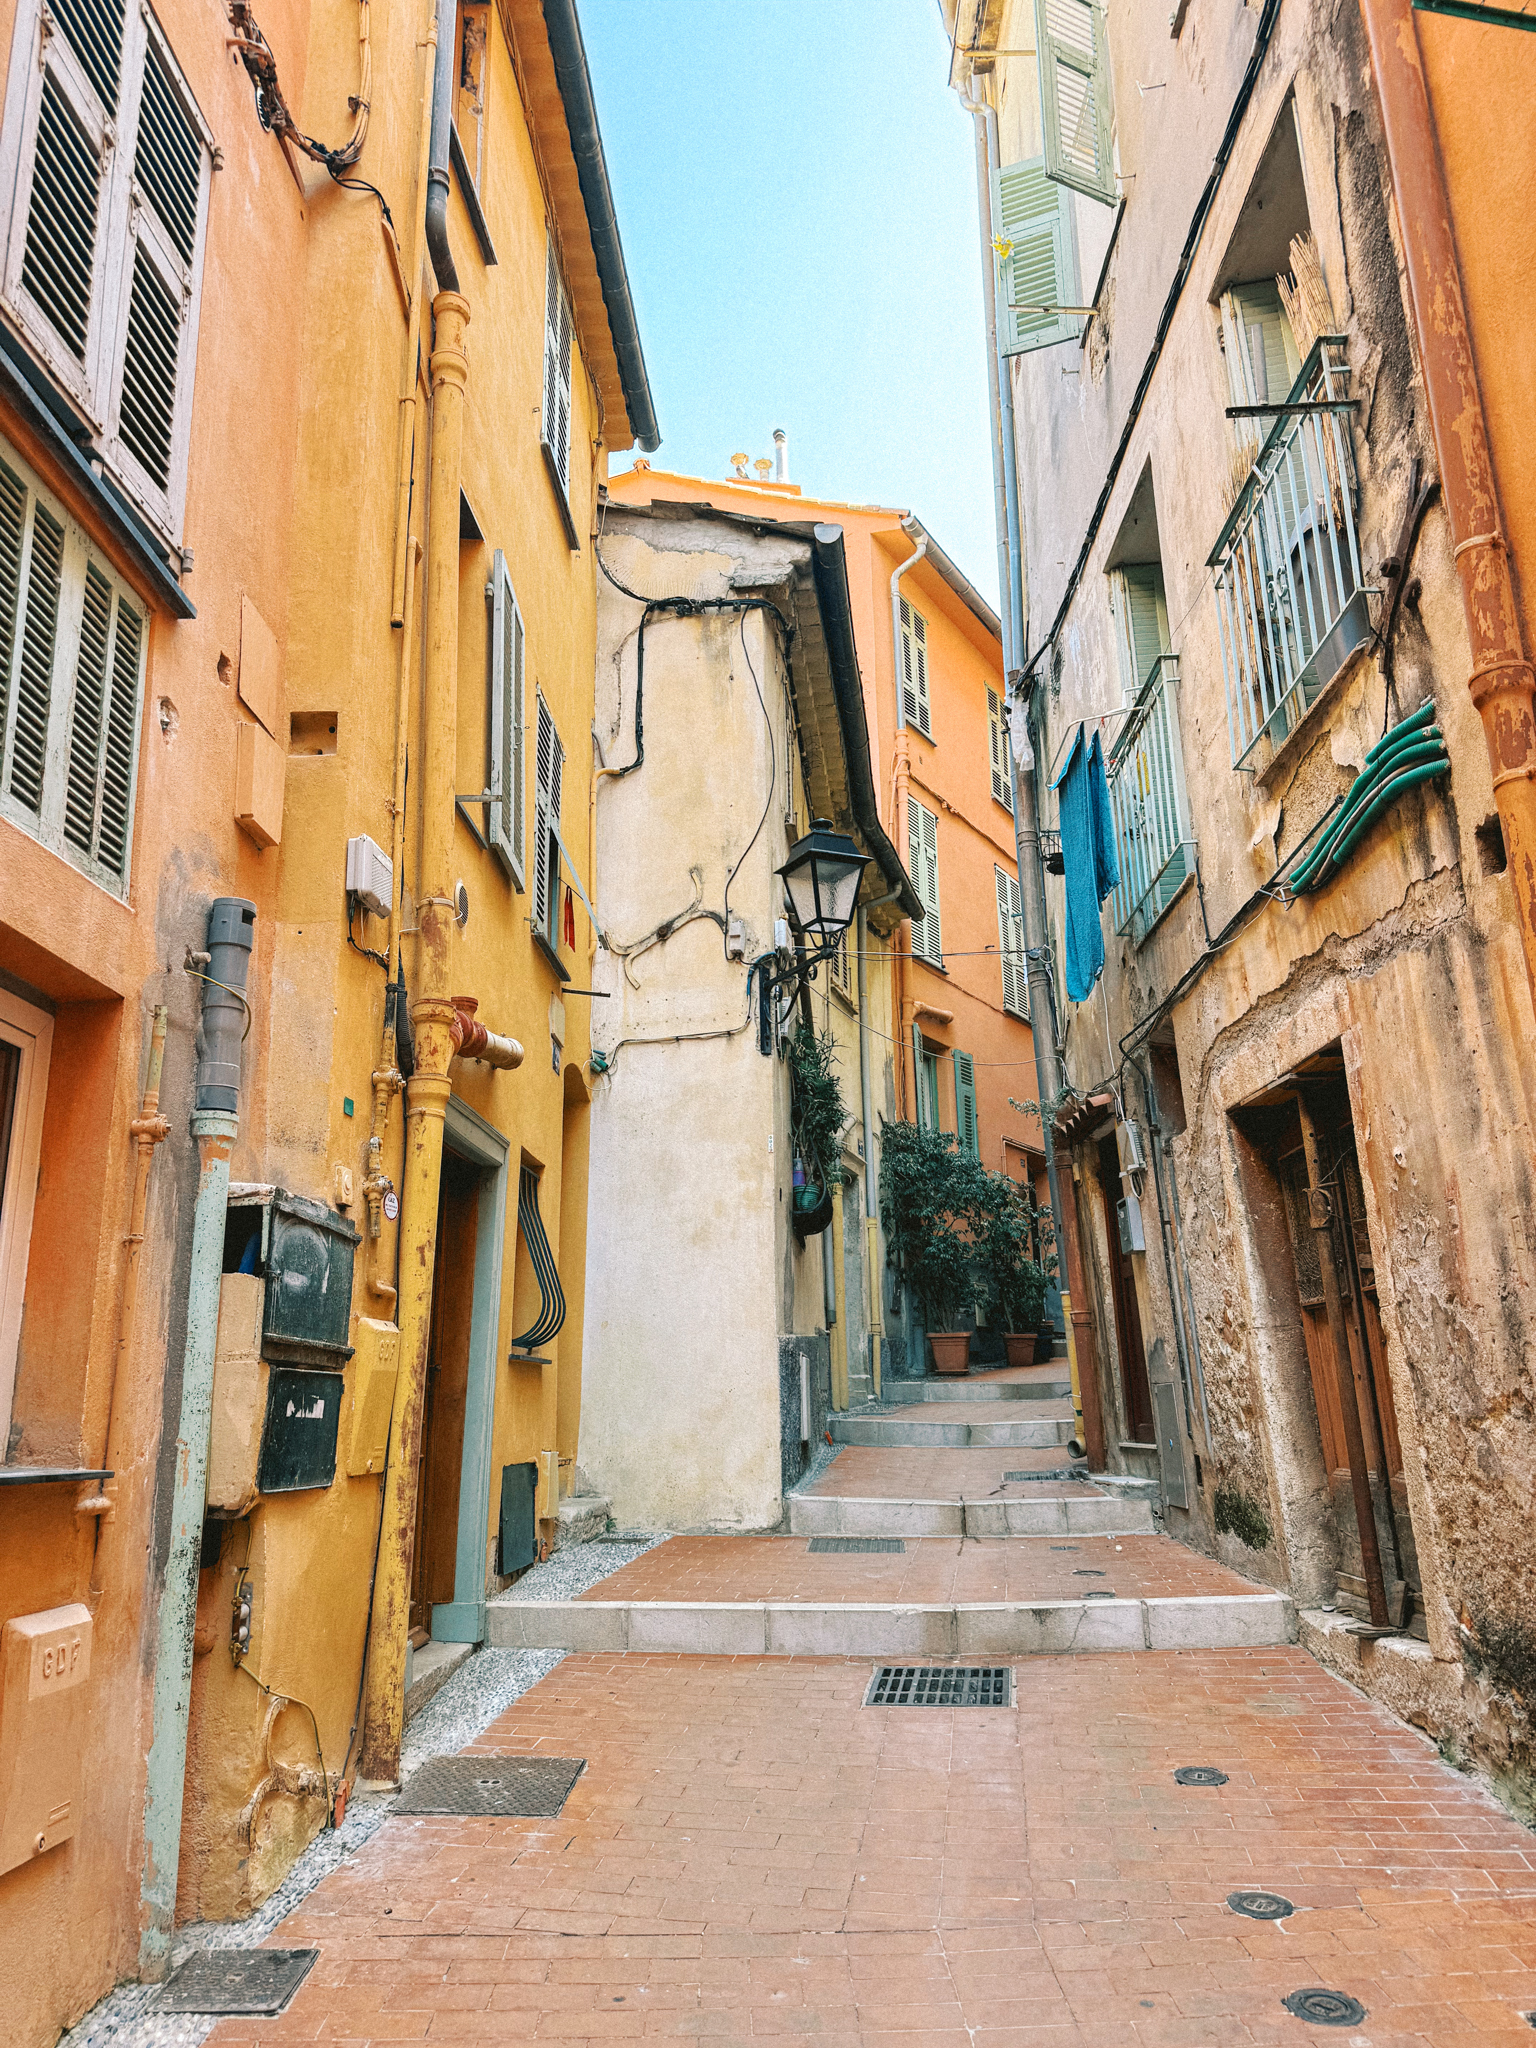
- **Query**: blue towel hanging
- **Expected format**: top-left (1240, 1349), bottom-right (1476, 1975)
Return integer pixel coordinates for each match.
top-left (1050, 725), bottom-right (1120, 1004)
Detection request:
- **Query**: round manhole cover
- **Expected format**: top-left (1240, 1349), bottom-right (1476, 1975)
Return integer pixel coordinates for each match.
top-left (1228, 1890), bottom-right (1294, 1921)
top-left (1281, 1988), bottom-right (1367, 2026)
top-left (1173, 1766), bottom-right (1229, 1786)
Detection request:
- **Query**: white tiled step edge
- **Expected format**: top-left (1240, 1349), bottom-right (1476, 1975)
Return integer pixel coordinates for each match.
top-left (787, 1494), bottom-right (1157, 1538)
top-left (830, 1415), bottom-right (1074, 1448)
top-left (885, 1379), bottom-right (1072, 1404)
top-left (485, 1594), bottom-right (1296, 1657)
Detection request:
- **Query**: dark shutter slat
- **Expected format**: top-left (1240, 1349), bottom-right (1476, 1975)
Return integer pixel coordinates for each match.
top-left (8, 503), bottom-right (65, 813)
top-left (64, 560), bottom-right (112, 851)
top-left (118, 244), bottom-right (180, 488)
top-left (133, 42), bottom-right (200, 265)
top-left (0, 460), bottom-right (27, 784)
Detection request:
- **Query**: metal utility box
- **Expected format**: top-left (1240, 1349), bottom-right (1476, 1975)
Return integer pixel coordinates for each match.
top-left (256, 1368), bottom-right (344, 1493)
top-left (498, 1462), bottom-right (539, 1576)
top-left (208, 1272), bottom-right (267, 1512)
top-left (1117, 1193), bottom-right (1147, 1256)
top-left (345, 1319), bottom-right (400, 1476)
top-left (0, 1604), bottom-right (92, 1875)
top-left (1153, 1380), bottom-right (1189, 1510)
top-left (262, 1192), bottom-right (359, 1363)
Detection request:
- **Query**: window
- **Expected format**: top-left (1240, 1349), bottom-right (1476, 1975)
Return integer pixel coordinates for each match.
top-left (541, 235), bottom-right (576, 536)
top-left (1220, 281), bottom-right (1302, 435)
top-left (953, 1050), bottom-right (978, 1160)
top-left (1111, 564), bottom-right (1170, 700)
top-left (0, 435), bottom-right (147, 894)
top-left (2, 0), bottom-right (213, 541)
top-left (911, 1025), bottom-right (941, 1133)
top-left (828, 924), bottom-right (852, 1002)
top-left (906, 795), bottom-right (942, 966)
top-left (487, 548), bottom-right (525, 890)
top-left (988, 685), bottom-right (1013, 811)
top-left (993, 157), bottom-right (1083, 355)
top-left (995, 866), bottom-right (1029, 1019)
top-left (532, 691), bottom-right (564, 948)
top-left (1034, 0), bottom-right (1116, 205)
top-left (898, 596), bottom-right (931, 738)
top-left (0, 984), bottom-right (52, 1452)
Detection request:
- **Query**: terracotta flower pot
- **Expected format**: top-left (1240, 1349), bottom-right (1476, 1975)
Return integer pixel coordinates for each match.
top-left (928, 1332), bottom-right (971, 1375)
top-left (1003, 1332), bottom-right (1037, 1368)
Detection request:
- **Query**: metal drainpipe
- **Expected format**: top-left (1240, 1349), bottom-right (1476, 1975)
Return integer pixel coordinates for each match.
top-left (856, 907), bottom-right (883, 1399)
top-left (889, 530), bottom-right (926, 1134)
top-left (1360, 0), bottom-right (1536, 1017)
top-left (139, 899), bottom-right (256, 1977)
top-left (423, 0), bottom-right (459, 295)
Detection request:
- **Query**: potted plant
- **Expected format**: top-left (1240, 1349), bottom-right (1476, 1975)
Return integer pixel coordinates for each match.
top-left (987, 1177), bottom-right (1049, 1367)
top-left (879, 1120), bottom-right (995, 1374)
top-left (788, 1025), bottom-right (849, 1240)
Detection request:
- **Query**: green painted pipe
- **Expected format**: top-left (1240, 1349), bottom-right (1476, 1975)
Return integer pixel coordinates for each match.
top-left (1362, 695), bottom-right (1436, 766)
top-left (1325, 758), bottom-right (1450, 870)
top-left (1291, 736), bottom-right (1447, 889)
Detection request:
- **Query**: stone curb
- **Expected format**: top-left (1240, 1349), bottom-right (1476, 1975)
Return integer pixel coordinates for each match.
top-left (829, 1416), bottom-right (1075, 1449)
top-left (884, 1379), bottom-right (1073, 1404)
top-left (786, 1494), bottom-right (1158, 1538)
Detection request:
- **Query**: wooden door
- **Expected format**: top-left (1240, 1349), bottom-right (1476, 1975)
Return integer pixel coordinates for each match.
top-left (1097, 1135), bottom-right (1154, 1442)
top-left (409, 1153), bottom-right (480, 1635)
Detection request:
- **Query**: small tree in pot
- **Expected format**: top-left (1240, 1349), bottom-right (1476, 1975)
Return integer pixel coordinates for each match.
top-left (879, 1120), bottom-right (995, 1373)
top-left (987, 1176), bottom-right (1051, 1367)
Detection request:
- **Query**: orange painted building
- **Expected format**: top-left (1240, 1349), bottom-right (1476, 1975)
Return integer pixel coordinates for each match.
top-left (606, 461), bottom-right (1048, 1326)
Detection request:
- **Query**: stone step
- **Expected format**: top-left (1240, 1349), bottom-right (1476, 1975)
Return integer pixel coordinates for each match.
top-left (884, 1378), bottom-right (1072, 1404)
top-left (786, 1493), bottom-right (1158, 1539)
top-left (485, 1592), bottom-right (1295, 1658)
top-left (830, 1413), bottom-right (1074, 1448)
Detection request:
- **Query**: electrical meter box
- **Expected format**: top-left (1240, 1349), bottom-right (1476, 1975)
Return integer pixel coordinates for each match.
top-left (262, 1191), bottom-right (359, 1363)
top-left (257, 1367), bottom-right (344, 1492)
top-left (0, 1603), bottom-right (92, 1876)
top-left (345, 1319), bottom-right (400, 1476)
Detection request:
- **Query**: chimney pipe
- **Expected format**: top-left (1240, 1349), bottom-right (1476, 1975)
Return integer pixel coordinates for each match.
top-left (773, 428), bottom-right (789, 484)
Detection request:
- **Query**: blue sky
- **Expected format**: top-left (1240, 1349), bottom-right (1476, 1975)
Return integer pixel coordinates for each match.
top-left (581, 0), bottom-right (1000, 610)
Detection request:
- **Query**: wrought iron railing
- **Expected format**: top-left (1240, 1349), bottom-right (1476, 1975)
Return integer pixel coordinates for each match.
top-left (1211, 337), bottom-right (1370, 767)
top-left (1107, 654), bottom-right (1195, 943)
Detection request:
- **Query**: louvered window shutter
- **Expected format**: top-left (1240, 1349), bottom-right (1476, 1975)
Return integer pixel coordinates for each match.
top-left (3, 0), bottom-right (210, 539)
top-left (1119, 565), bottom-right (1169, 694)
top-left (533, 694), bottom-right (564, 943)
top-left (487, 550), bottom-right (526, 889)
top-left (954, 1052), bottom-right (978, 1160)
top-left (906, 796), bottom-right (942, 966)
top-left (911, 1023), bottom-right (927, 1130)
top-left (993, 158), bottom-right (1083, 356)
top-left (1035, 0), bottom-right (1116, 205)
top-left (0, 439), bottom-right (145, 889)
top-left (995, 866), bottom-right (1029, 1019)
top-left (988, 686), bottom-right (1013, 810)
top-left (542, 237), bottom-right (574, 501)
top-left (898, 596), bottom-right (932, 738)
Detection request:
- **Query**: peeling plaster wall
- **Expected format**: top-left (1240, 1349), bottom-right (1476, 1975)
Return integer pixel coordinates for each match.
top-left (994, 0), bottom-right (1536, 1812)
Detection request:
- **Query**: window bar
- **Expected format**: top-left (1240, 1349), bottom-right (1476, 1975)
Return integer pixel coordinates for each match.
top-left (508, 1164), bottom-right (566, 1353)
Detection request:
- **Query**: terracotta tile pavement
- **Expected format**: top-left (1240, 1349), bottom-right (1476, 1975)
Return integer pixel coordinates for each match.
top-left (805, 1448), bottom-right (1106, 1502)
top-left (571, 1535), bottom-right (1263, 1604)
top-left (208, 1648), bottom-right (1536, 2045)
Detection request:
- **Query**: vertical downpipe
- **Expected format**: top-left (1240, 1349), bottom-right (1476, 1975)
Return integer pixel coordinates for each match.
top-left (140, 899), bottom-right (255, 1977)
top-left (856, 908), bottom-right (883, 1398)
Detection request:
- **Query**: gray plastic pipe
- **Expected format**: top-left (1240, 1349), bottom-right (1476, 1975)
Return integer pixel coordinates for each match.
top-left (425, 0), bottom-right (459, 293)
top-left (889, 527), bottom-right (928, 733)
top-left (140, 899), bottom-right (256, 1975)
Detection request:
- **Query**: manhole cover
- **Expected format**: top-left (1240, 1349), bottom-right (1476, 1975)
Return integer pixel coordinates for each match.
top-left (156, 1950), bottom-right (319, 2015)
top-left (1173, 1766), bottom-right (1229, 1786)
top-left (395, 1755), bottom-right (586, 1817)
top-left (865, 1666), bottom-right (1012, 1707)
top-left (1229, 1890), bottom-right (1294, 1921)
top-left (1281, 1987), bottom-right (1366, 2026)
top-left (807, 1537), bottom-right (905, 1553)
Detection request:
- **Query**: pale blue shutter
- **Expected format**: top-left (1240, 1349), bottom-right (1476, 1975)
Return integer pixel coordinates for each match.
top-left (988, 687), bottom-right (1013, 810)
top-left (488, 550), bottom-right (526, 889)
top-left (993, 159), bottom-right (1083, 356)
top-left (1035, 0), bottom-right (1116, 205)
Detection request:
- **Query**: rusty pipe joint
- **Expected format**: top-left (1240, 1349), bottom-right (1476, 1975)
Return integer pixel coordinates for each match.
top-left (450, 996), bottom-right (523, 1069)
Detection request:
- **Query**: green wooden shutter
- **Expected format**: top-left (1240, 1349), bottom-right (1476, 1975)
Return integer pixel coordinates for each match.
top-left (1121, 565), bottom-right (1169, 692)
top-left (995, 866), bottom-right (1029, 1019)
top-left (488, 549), bottom-right (526, 890)
top-left (994, 158), bottom-right (1083, 356)
top-left (988, 687), bottom-right (1013, 810)
top-left (911, 1022), bottom-right (927, 1130)
top-left (1035, 0), bottom-right (1116, 205)
top-left (954, 1051), bottom-right (979, 1160)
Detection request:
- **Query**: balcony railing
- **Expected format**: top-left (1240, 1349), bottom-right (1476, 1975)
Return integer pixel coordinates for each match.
top-left (1211, 337), bottom-right (1371, 768)
top-left (1107, 654), bottom-right (1195, 944)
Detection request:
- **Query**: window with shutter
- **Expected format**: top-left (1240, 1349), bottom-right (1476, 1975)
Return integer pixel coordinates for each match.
top-left (988, 686), bottom-right (1013, 811)
top-left (911, 1022), bottom-right (927, 1130)
top-left (541, 236), bottom-right (574, 501)
top-left (898, 596), bottom-right (931, 739)
top-left (993, 158), bottom-right (1084, 356)
top-left (1035, 0), bottom-right (1116, 205)
top-left (994, 865), bottom-right (1029, 1020)
top-left (953, 1051), bottom-right (978, 1160)
top-left (2, 0), bottom-right (212, 542)
top-left (906, 794), bottom-right (942, 967)
top-left (533, 691), bottom-right (564, 946)
top-left (0, 436), bottom-right (146, 892)
top-left (487, 549), bottom-right (526, 890)
top-left (1112, 564), bottom-right (1169, 698)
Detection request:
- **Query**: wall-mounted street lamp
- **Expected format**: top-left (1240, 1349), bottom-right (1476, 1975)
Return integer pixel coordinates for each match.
top-left (756, 820), bottom-right (870, 1054)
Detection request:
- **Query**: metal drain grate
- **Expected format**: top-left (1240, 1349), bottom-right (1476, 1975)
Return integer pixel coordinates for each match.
top-left (1072, 1568), bottom-right (1106, 1577)
top-left (395, 1755), bottom-right (586, 1817)
top-left (1172, 1766), bottom-right (1229, 1786)
top-left (807, 1537), bottom-right (905, 1553)
top-left (1228, 1890), bottom-right (1294, 1921)
top-left (156, 1950), bottom-right (319, 2015)
top-left (1280, 1988), bottom-right (1366, 2026)
top-left (865, 1666), bottom-right (1012, 1707)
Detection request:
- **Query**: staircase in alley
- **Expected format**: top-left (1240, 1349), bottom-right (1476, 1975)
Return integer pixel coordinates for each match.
top-left (487, 1363), bottom-right (1294, 1657)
